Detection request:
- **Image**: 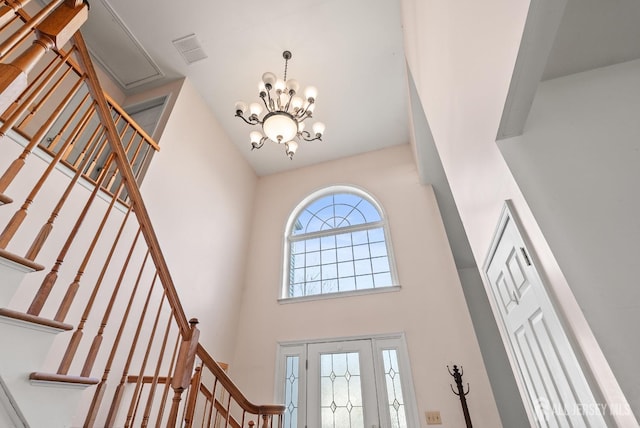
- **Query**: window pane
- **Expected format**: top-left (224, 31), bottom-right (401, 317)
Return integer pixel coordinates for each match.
top-left (338, 276), bottom-right (356, 292)
top-left (354, 259), bottom-right (372, 275)
top-left (352, 230), bottom-right (368, 245)
top-left (322, 280), bottom-right (339, 294)
top-left (370, 242), bottom-right (387, 258)
top-left (374, 272), bottom-right (393, 287)
top-left (306, 238), bottom-right (320, 252)
top-left (337, 247), bottom-right (353, 262)
top-left (321, 249), bottom-right (337, 264)
top-left (371, 257), bottom-right (390, 274)
top-left (356, 274), bottom-right (374, 290)
top-left (338, 261), bottom-right (355, 277)
top-left (321, 235), bottom-right (337, 250)
top-left (367, 227), bottom-right (385, 242)
top-left (336, 233), bottom-right (352, 248)
top-left (352, 244), bottom-right (370, 260)
top-left (307, 251), bottom-right (321, 266)
top-left (322, 263), bottom-right (338, 280)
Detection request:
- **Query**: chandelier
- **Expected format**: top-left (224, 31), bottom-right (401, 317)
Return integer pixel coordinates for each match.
top-left (234, 51), bottom-right (325, 160)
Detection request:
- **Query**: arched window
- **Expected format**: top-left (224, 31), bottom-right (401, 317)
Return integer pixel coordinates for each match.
top-left (283, 186), bottom-right (397, 299)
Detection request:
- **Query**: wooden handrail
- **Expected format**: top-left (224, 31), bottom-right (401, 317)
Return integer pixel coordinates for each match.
top-left (71, 32), bottom-right (190, 337)
top-left (196, 344), bottom-right (286, 417)
top-left (104, 91), bottom-right (160, 151)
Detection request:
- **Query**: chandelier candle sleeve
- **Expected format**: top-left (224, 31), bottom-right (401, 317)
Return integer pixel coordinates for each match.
top-left (234, 50), bottom-right (325, 160)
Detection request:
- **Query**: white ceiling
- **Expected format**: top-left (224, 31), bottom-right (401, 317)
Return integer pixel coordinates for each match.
top-left (86, 0), bottom-right (410, 176)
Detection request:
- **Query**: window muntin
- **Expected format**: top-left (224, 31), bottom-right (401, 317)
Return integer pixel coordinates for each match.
top-left (285, 189), bottom-right (395, 299)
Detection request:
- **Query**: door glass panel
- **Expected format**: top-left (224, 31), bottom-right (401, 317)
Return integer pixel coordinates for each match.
top-left (320, 352), bottom-right (364, 428)
top-left (382, 349), bottom-right (408, 428)
top-left (284, 356), bottom-right (300, 428)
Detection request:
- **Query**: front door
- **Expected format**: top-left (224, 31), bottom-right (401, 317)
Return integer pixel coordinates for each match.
top-left (307, 340), bottom-right (379, 428)
top-left (485, 204), bottom-right (608, 427)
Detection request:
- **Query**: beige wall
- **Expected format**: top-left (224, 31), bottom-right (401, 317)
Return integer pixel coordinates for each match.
top-left (400, 0), bottom-right (635, 424)
top-left (231, 144), bottom-right (502, 427)
top-left (141, 78), bottom-right (258, 361)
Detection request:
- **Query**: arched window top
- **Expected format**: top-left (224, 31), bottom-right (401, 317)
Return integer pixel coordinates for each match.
top-left (283, 186), bottom-right (397, 299)
top-left (292, 192), bottom-right (382, 236)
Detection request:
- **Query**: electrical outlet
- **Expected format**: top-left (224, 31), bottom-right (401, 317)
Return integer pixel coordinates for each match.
top-left (426, 410), bottom-right (442, 425)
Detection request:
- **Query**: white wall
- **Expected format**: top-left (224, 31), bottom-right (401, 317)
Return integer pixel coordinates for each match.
top-left (141, 78), bottom-right (258, 361)
top-left (400, 0), bottom-right (637, 424)
top-left (231, 145), bottom-right (502, 428)
top-left (499, 59), bottom-right (640, 415)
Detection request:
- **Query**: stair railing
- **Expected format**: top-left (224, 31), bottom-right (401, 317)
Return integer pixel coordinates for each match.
top-left (0, 1), bottom-right (284, 426)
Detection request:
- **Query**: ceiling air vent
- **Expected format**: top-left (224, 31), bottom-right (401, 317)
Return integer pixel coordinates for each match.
top-left (172, 34), bottom-right (208, 65)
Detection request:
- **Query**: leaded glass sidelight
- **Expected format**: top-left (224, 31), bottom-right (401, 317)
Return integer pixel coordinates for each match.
top-left (285, 188), bottom-right (396, 298)
top-left (320, 352), bottom-right (364, 428)
top-left (283, 356), bottom-right (300, 428)
top-left (382, 349), bottom-right (408, 428)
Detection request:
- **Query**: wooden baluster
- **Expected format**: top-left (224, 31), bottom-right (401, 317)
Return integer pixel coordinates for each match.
top-left (82, 249), bottom-right (150, 427)
top-left (154, 334), bottom-right (181, 428)
top-left (56, 205), bottom-right (134, 376)
top-left (0, 0), bottom-right (87, 114)
top-left (167, 319), bottom-right (200, 428)
top-left (26, 114), bottom-right (128, 315)
top-left (105, 273), bottom-right (158, 427)
top-left (224, 394), bottom-right (232, 428)
top-left (0, 0), bottom-right (29, 29)
top-left (25, 119), bottom-right (103, 260)
top-left (140, 315), bottom-right (174, 427)
top-left (78, 226), bottom-right (141, 377)
top-left (0, 47), bottom-right (74, 135)
top-left (17, 63), bottom-right (75, 131)
top-left (52, 174), bottom-right (128, 322)
top-left (206, 377), bottom-right (219, 427)
top-left (0, 95), bottom-right (92, 249)
top-left (183, 363), bottom-right (203, 428)
top-left (124, 293), bottom-right (168, 428)
top-left (0, 75), bottom-right (83, 196)
top-left (261, 414), bottom-right (269, 428)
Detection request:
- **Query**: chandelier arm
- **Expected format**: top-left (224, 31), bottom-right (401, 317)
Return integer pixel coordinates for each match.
top-left (283, 91), bottom-right (294, 112)
top-left (260, 94), bottom-right (271, 112)
top-left (235, 113), bottom-right (261, 126)
top-left (300, 131), bottom-right (322, 142)
top-left (265, 89), bottom-right (275, 112)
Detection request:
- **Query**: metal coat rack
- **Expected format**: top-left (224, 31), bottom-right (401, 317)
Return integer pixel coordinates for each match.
top-left (448, 364), bottom-right (472, 428)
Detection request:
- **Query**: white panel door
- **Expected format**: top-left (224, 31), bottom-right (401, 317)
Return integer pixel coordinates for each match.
top-left (307, 340), bottom-right (380, 428)
top-left (485, 207), bottom-right (608, 427)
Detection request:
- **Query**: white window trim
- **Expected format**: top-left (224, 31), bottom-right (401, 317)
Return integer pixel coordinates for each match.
top-left (280, 184), bottom-right (399, 300)
top-left (274, 333), bottom-right (421, 428)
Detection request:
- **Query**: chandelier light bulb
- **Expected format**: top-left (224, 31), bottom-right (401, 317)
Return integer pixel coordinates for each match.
top-left (249, 102), bottom-right (263, 117)
top-left (262, 72), bottom-right (277, 87)
top-left (291, 96), bottom-right (304, 111)
top-left (234, 51), bottom-right (325, 159)
top-left (234, 101), bottom-right (247, 114)
top-left (286, 79), bottom-right (299, 94)
top-left (312, 122), bottom-right (326, 137)
top-left (304, 86), bottom-right (318, 102)
top-left (250, 131), bottom-right (263, 144)
top-left (285, 141), bottom-right (299, 159)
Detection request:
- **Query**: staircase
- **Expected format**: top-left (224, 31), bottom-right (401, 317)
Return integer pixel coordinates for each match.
top-left (0, 1), bottom-right (284, 426)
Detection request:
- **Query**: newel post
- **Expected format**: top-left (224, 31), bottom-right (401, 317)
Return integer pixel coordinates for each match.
top-left (0, 0), bottom-right (88, 114)
top-left (167, 318), bottom-right (200, 427)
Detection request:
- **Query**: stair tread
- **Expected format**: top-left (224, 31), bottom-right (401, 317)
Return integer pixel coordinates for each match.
top-left (0, 308), bottom-right (73, 331)
top-left (0, 192), bottom-right (12, 205)
top-left (0, 248), bottom-right (44, 271)
top-left (30, 372), bottom-right (100, 385)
